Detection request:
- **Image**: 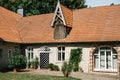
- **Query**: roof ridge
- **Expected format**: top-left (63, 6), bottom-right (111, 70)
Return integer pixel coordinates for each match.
top-left (0, 6), bottom-right (22, 18)
top-left (73, 4), bottom-right (120, 11)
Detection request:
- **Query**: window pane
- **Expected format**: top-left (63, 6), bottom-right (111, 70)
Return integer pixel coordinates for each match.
top-left (100, 51), bottom-right (105, 69)
top-left (106, 51), bottom-right (111, 69)
top-left (28, 53), bottom-right (30, 60)
top-left (58, 52), bottom-right (61, 61)
top-left (113, 55), bottom-right (117, 69)
top-left (31, 47), bottom-right (33, 51)
top-left (62, 47), bottom-right (65, 51)
top-left (31, 53), bottom-right (33, 59)
top-left (62, 52), bottom-right (65, 61)
top-left (94, 55), bottom-right (99, 68)
top-left (28, 47), bottom-right (30, 51)
top-left (112, 49), bottom-right (117, 54)
top-left (58, 47), bottom-right (61, 51)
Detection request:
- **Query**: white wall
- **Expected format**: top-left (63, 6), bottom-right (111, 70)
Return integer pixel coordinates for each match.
top-left (80, 48), bottom-right (92, 73)
top-left (25, 45), bottom-right (91, 72)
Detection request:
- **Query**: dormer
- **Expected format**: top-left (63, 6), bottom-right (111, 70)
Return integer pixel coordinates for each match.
top-left (51, 1), bottom-right (73, 39)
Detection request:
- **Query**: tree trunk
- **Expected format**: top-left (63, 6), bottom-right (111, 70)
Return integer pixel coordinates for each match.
top-left (13, 68), bottom-right (17, 73)
top-left (64, 73), bottom-right (68, 77)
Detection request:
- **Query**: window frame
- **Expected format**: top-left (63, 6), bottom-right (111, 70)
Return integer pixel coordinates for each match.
top-left (93, 47), bottom-right (117, 72)
top-left (57, 46), bottom-right (65, 62)
top-left (27, 46), bottom-right (34, 61)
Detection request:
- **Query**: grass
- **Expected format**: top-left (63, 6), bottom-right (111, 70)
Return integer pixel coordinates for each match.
top-left (0, 72), bottom-right (80, 80)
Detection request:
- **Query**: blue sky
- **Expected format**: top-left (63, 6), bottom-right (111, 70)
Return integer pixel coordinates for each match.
top-left (85, 0), bottom-right (120, 7)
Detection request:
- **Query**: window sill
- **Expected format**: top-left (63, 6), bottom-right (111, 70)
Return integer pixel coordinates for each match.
top-left (94, 69), bottom-right (117, 72)
top-left (56, 61), bottom-right (64, 63)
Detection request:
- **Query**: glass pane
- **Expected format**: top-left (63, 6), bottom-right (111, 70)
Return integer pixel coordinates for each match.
top-left (106, 51), bottom-right (111, 69)
top-left (58, 47), bottom-right (61, 51)
top-left (62, 52), bottom-right (65, 61)
top-left (31, 47), bottom-right (33, 51)
top-left (113, 55), bottom-right (117, 69)
top-left (100, 51), bottom-right (105, 69)
top-left (62, 47), bottom-right (65, 51)
top-left (28, 47), bottom-right (30, 51)
top-left (28, 53), bottom-right (30, 60)
top-left (112, 49), bottom-right (117, 54)
top-left (58, 52), bottom-right (61, 61)
top-left (31, 53), bottom-right (33, 59)
top-left (94, 49), bottom-right (98, 54)
top-left (94, 55), bottom-right (99, 68)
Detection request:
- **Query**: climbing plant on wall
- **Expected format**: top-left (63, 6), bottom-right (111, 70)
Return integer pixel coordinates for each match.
top-left (69, 48), bottom-right (82, 72)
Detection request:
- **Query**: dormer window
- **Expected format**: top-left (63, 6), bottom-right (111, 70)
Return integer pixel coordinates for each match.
top-left (51, 1), bottom-right (72, 39)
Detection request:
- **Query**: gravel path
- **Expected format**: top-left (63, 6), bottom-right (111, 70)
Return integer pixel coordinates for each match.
top-left (14, 69), bottom-right (120, 80)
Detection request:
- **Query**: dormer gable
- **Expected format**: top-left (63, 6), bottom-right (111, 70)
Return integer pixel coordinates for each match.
top-left (51, 1), bottom-right (72, 39)
top-left (51, 0), bottom-right (66, 26)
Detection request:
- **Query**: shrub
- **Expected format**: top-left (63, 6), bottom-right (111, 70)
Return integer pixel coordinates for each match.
top-left (27, 61), bottom-right (31, 68)
top-left (9, 49), bottom-right (27, 72)
top-left (48, 63), bottom-right (54, 70)
top-left (73, 66), bottom-right (79, 72)
top-left (48, 63), bottom-right (59, 71)
top-left (53, 65), bottom-right (60, 71)
top-left (34, 57), bottom-right (39, 69)
top-left (31, 60), bottom-right (35, 69)
top-left (61, 61), bottom-right (72, 77)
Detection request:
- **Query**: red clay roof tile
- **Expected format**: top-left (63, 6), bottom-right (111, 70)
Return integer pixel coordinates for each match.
top-left (0, 6), bottom-right (22, 43)
top-left (61, 5), bottom-right (73, 27)
top-left (0, 5), bottom-right (120, 43)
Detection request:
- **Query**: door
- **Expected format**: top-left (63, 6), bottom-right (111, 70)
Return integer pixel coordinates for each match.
top-left (40, 53), bottom-right (49, 69)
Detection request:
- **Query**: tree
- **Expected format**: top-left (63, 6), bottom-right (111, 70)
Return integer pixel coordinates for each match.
top-left (110, 3), bottom-right (114, 6)
top-left (0, 0), bottom-right (87, 16)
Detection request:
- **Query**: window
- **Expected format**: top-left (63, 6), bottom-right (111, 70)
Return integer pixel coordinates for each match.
top-left (27, 47), bottom-right (34, 61)
top-left (58, 46), bottom-right (65, 61)
top-left (0, 49), bottom-right (3, 58)
top-left (8, 49), bottom-right (12, 58)
top-left (94, 47), bottom-right (117, 72)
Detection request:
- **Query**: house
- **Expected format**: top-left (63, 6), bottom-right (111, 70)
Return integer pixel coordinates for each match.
top-left (0, 1), bottom-right (120, 75)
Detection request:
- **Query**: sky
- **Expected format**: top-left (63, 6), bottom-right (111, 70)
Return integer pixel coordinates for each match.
top-left (85, 0), bottom-right (120, 7)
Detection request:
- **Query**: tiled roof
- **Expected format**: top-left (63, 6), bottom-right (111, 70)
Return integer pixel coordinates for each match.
top-left (61, 5), bottom-right (73, 27)
top-left (68, 5), bottom-right (120, 42)
top-left (19, 13), bottom-right (54, 43)
top-left (0, 6), bottom-right (22, 43)
top-left (0, 5), bottom-right (120, 43)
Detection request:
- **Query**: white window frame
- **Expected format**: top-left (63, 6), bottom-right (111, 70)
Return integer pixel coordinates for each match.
top-left (27, 46), bottom-right (34, 61)
top-left (57, 46), bottom-right (65, 62)
top-left (94, 47), bottom-right (117, 72)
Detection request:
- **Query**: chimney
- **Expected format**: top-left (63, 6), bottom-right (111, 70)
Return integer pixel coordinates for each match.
top-left (17, 9), bottom-right (24, 17)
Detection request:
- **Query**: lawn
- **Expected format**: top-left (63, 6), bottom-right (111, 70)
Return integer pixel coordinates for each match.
top-left (0, 72), bottom-right (80, 80)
